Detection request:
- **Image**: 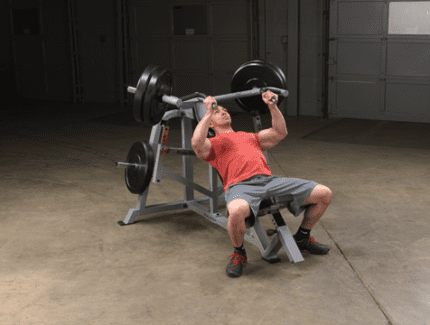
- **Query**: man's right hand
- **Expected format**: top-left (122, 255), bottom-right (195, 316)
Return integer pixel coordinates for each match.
top-left (203, 96), bottom-right (218, 116)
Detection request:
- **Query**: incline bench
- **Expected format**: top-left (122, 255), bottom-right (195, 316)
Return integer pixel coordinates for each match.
top-left (118, 101), bottom-right (304, 265)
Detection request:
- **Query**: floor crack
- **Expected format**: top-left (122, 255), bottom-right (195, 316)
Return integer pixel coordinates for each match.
top-left (320, 221), bottom-right (394, 325)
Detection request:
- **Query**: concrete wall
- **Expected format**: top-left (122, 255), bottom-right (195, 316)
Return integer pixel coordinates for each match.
top-left (262, 0), bottom-right (289, 115)
top-left (75, 0), bottom-right (119, 103)
top-left (3, 0), bottom-right (327, 118)
top-left (5, 0), bottom-right (120, 104)
top-left (8, 0), bottom-right (73, 102)
top-left (298, 0), bottom-right (325, 117)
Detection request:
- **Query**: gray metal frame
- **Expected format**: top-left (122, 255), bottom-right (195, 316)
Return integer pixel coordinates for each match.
top-left (119, 103), bottom-right (304, 265)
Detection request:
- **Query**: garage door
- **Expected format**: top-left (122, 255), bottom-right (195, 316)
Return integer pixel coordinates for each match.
top-left (328, 1), bottom-right (430, 123)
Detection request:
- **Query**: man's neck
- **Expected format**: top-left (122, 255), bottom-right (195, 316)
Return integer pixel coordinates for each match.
top-left (217, 130), bottom-right (234, 135)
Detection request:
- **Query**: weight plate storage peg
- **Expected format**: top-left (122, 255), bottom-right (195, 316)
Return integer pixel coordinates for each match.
top-left (125, 141), bottom-right (155, 194)
top-left (231, 60), bottom-right (287, 114)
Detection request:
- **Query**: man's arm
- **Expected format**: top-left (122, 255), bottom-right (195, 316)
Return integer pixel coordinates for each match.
top-left (262, 90), bottom-right (288, 136)
top-left (268, 103), bottom-right (288, 136)
top-left (191, 112), bottom-right (213, 150)
top-left (192, 96), bottom-right (217, 150)
top-left (258, 91), bottom-right (288, 151)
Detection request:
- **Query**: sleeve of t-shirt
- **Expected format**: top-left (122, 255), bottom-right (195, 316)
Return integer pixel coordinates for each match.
top-left (252, 132), bottom-right (263, 150)
top-left (203, 138), bottom-right (216, 162)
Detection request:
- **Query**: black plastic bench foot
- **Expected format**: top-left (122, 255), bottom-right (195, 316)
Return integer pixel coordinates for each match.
top-left (118, 221), bottom-right (134, 226)
top-left (262, 256), bottom-right (281, 264)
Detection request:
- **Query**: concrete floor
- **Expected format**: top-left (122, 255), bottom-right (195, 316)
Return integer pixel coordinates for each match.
top-left (1, 99), bottom-right (430, 325)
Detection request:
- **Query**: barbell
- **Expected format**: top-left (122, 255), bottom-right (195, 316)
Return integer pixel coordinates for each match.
top-left (127, 60), bottom-right (289, 126)
top-left (118, 60), bottom-right (289, 194)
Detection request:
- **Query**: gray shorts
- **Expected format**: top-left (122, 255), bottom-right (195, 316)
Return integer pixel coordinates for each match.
top-left (225, 174), bottom-right (318, 218)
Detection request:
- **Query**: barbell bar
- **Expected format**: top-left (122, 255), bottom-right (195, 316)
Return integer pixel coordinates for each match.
top-left (127, 85), bottom-right (287, 109)
top-left (116, 146), bottom-right (196, 171)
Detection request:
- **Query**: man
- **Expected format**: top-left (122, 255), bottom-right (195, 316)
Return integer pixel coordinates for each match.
top-left (191, 91), bottom-right (332, 278)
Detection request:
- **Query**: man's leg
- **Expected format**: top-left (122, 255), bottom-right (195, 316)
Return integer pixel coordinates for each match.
top-left (294, 184), bottom-right (332, 254)
top-left (227, 199), bottom-right (250, 248)
top-left (300, 184), bottom-right (332, 230)
top-left (226, 199), bottom-right (250, 277)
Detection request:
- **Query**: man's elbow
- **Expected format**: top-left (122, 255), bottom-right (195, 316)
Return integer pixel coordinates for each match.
top-left (191, 140), bottom-right (201, 151)
top-left (277, 130), bottom-right (288, 140)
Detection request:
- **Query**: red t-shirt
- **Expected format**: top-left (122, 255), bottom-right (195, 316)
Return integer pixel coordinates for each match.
top-left (204, 131), bottom-right (272, 192)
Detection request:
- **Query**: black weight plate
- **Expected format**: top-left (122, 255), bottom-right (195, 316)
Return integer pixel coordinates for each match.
top-left (271, 61), bottom-right (287, 89)
top-left (143, 66), bottom-right (173, 126)
top-left (231, 60), bottom-right (287, 114)
top-left (125, 141), bottom-right (155, 194)
top-left (133, 65), bottom-right (159, 123)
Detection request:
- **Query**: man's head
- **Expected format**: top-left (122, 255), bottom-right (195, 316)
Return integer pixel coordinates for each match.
top-left (209, 106), bottom-right (234, 135)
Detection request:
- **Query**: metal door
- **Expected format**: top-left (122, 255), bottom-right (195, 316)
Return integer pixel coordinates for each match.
top-left (328, 0), bottom-right (430, 123)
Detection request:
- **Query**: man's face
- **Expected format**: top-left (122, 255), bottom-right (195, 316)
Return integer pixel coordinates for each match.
top-left (210, 106), bottom-right (231, 128)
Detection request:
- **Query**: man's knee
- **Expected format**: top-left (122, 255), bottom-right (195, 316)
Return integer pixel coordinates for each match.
top-left (322, 186), bottom-right (332, 205)
top-left (228, 199), bottom-right (251, 219)
top-left (303, 185), bottom-right (332, 206)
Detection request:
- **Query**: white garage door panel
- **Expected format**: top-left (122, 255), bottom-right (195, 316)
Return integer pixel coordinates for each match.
top-left (387, 42), bottom-right (430, 77)
top-left (337, 41), bottom-right (381, 75)
top-left (334, 80), bottom-right (380, 118)
top-left (386, 83), bottom-right (430, 116)
top-left (337, 1), bottom-right (384, 35)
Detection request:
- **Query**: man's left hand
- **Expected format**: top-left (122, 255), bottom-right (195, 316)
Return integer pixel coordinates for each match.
top-left (262, 90), bottom-right (278, 107)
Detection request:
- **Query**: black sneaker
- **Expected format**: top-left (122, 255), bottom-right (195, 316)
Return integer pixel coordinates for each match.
top-left (226, 250), bottom-right (247, 277)
top-left (295, 237), bottom-right (330, 255)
